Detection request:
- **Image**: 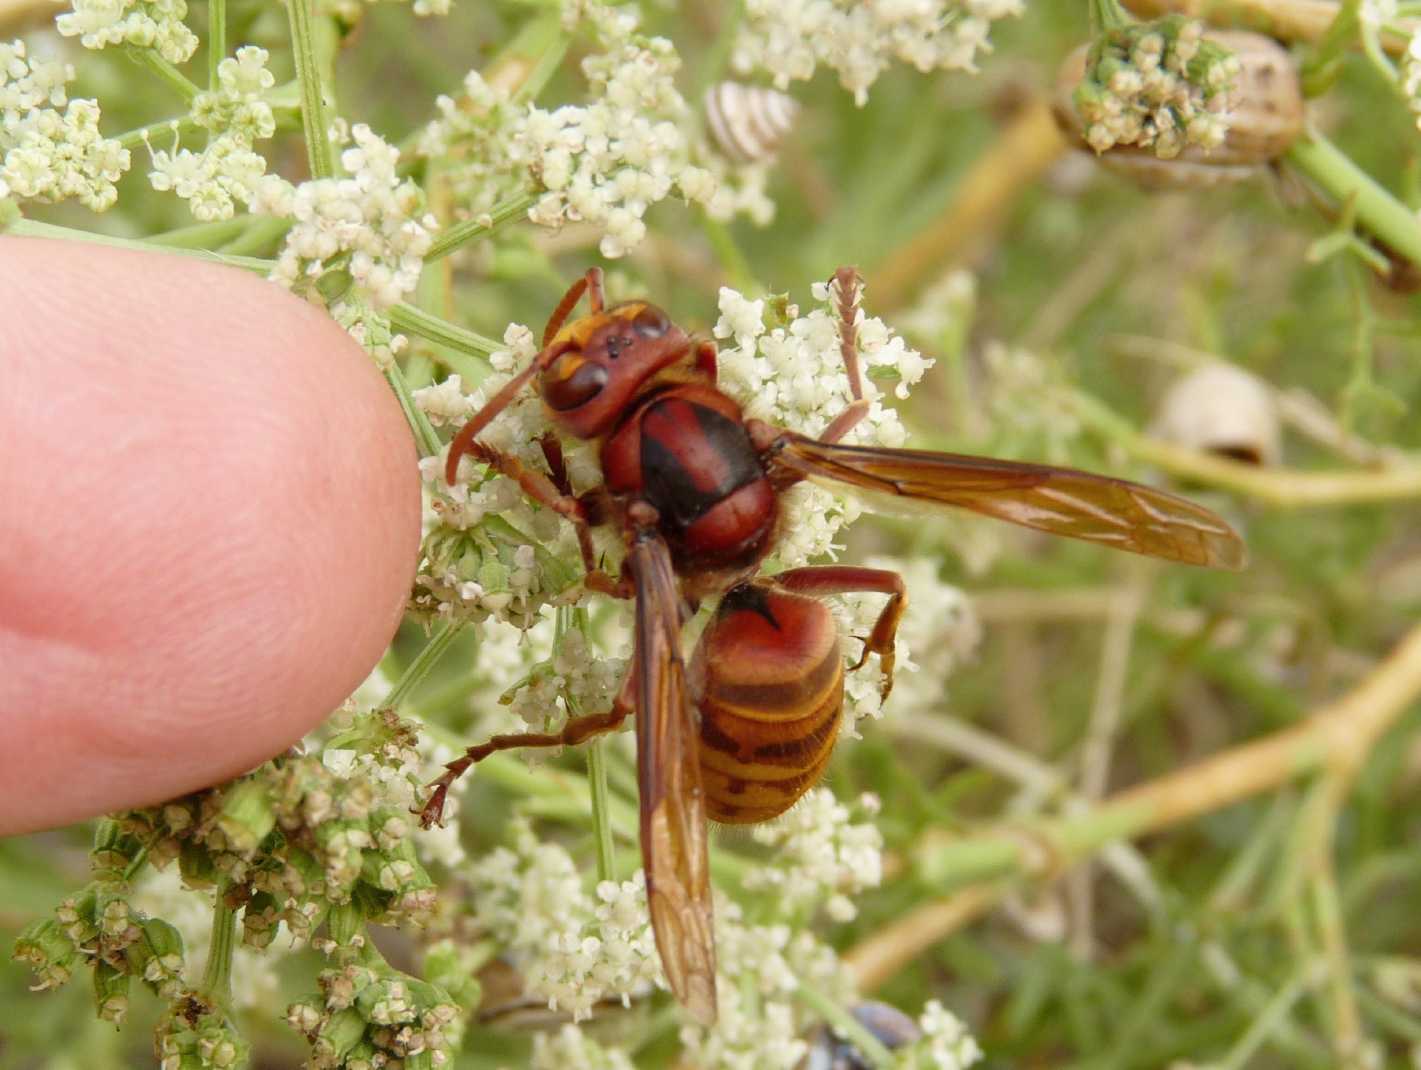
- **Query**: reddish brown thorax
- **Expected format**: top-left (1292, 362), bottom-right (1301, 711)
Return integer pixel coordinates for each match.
top-left (539, 303), bottom-right (778, 575)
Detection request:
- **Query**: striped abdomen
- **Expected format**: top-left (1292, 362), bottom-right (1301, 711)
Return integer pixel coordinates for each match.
top-left (692, 583), bottom-right (843, 824)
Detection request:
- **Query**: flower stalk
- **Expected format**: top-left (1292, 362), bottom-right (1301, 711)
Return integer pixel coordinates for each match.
top-left (389, 302), bottom-right (501, 366)
top-left (794, 981), bottom-right (897, 1070)
top-left (129, 47), bottom-right (201, 102)
top-left (424, 191), bottom-right (539, 262)
top-left (200, 880), bottom-right (237, 1006)
top-left (385, 621), bottom-right (466, 710)
top-left (1287, 127), bottom-right (1421, 269)
top-left (207, 0), bottom-right (226, 89)
top-left (1064, 390), bottom-right (1421, 507)
top-left (286, 0), bottom-right (336, 180)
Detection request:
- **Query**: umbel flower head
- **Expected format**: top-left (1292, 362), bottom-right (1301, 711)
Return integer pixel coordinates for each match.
top-left (0, 39), bottom-right (129, 210)
top-left (1074, 15), bottom-right (1240, 159)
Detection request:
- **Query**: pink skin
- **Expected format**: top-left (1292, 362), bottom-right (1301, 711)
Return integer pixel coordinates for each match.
top-left (0, 238), bottom-right (423, 835)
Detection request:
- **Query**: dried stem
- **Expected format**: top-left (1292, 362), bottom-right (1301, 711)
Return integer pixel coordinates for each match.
top-left (1067, 390), bottom-right (1421, 506)
top-left (1067, 568), bottom-right (1147, 957)
top-left (847, 622), bottom-right (1421, 990)
top-left (871, 95), bottom-right (1066, 310)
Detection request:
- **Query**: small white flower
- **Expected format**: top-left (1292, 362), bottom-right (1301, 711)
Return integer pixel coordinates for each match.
top-left (732, 0), bottom-right (1023, 105)
top-left (743, 788), bottom-right (884, 921)
top-left (712, 279), bottom-right (932, 567)
top-left (0, 48), bottom-right (130, 212)
top-left (262, 124), bottom-right (435, 313)
top-left (56, 0), bottom-right (199, 63)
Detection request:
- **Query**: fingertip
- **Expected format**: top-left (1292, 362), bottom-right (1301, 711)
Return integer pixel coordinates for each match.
top-left (0, 237), bottom-right (423, 833)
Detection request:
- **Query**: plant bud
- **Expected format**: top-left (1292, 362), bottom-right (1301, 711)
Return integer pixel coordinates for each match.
top-left (215, 779), bottom-right (278, 855)
top-left (1055, 28), bottom-right (1303, 188)
top-left (13, 918), bottom-right (80, 990)
top-left (93, 960), bottom-right (131, 1024)
top-left (132, 916), bottom-right (187, 997)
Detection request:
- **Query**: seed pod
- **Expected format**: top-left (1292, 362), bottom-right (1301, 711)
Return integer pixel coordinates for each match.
top-left (704, 81), bottom-right (800, 163)
top-left (1152, 363), bottom-right (1281, 466)
top-left (1054, 30), bottom-right (1304, 188)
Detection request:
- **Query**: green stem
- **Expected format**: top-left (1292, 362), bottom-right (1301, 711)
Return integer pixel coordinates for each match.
top-left (389, 303), bottom-right (501, 367)
top-left (1089, 0), bottom-right (1136, 32)
top-left (130, 48), bottom-right (202, 103)
top-left (586, 741), bottom-right (616, 883)
top-left (219, 216), bottom-right (292, 257)
top-left (115, 115), bottom-right (202, 152)
top-left (693, 0), bottom-right (744, 95)
top-left (425, 191), bottom-right (539, 262)
top-left (511, 18), bottom-right (572, 105)
top-left (699, 212), bottom-right (757, 293)
top-left (208, 0), bottom-right (227, 89)
top-left (122, 846), bottom-right (151, 882)
top-left (286, 0), bottom-right (336, 180)
top-left (478, 754), bottom-right (640, 838)
top-left (386, 358), bottom-right (443, 458)
top-left (1216, 966), bottom-right (1318, 1070)
top-left (794, 983), bottom-right (896, 1070)
top-left (4, 218), bottom-right (274, 273)
top-left (147, 217), bottom-right (254, 249)
top-left (386, 621), bottom-right (466, 709)
top-left (201, 880), bottom-right (237, 1006)
top-left (1286, 128), bottom-right (1421, 269)
top-left (1064, 389), bottom-right (1421, 507)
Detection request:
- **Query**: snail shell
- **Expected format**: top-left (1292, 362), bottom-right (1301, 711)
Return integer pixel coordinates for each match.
top-left (1053, 30), bottom-right (1304, 188)
top-left (1152, 363), bottom-right (1281, 466)
top-left (704, 81), bottom-right (800, 163)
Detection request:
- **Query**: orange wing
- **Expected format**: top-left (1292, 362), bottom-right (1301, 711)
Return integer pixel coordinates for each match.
top-left (772, 433), bottom-right (1247, 570)
top-left (628, 531), bottom-right (718, 1025)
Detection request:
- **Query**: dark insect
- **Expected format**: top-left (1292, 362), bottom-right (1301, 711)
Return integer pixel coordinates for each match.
top-left (419, 267), bottom-right (1246, 1024)
top-left (802, 1001), bottom-right (922, 1070)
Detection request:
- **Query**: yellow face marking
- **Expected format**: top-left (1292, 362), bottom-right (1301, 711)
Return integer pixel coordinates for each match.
top-left (546, 302), bottom-right (650, 350)
top-left (547, 351), bottom-right (586, 382)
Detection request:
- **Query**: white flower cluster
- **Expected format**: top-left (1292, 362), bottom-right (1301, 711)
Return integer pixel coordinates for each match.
top-left (146, 47), bottom-right (276, 221)
top-left (255, 123), bottom-right (436, 310)
top-left (421, 1), bottom-right (773, 259)
top-left (743, 789), bottom-right (883, 923)
top-left (56, 0), bottom-right (199, 64)
top-left (712, 279), bottom-right (933, 567)
top-left (1074, 18), bottom-right (1239, 159)
top-left (531, 1024), bottom-right (636, 1070)
top-left (0, 39), bottom-right (129, 210)
top-left (320, 709), bottom-right (469, 871)
top-left (463, 823), bottom-right (661, 1020)
top-left (981, 341), bottom-right (1081, 463)
top-left (837, 555), bottom-right (979, 724)
top-left (898, 1000), bottom-right (985, 1070)
top-left (679, 900), bottom-right (855, 1070)
top-left (414, 329), bottom-right (613, 624)
top-left (732, 0), bottom-right (1024, 106)
top-left (317, 0), bottom-right (450, 22)
top-left (520, 16), bottom-right (717, 257)
top-left (418, 68), bottom-right (525, 218)
top-left (504, 628), bottom-right (629, 735)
